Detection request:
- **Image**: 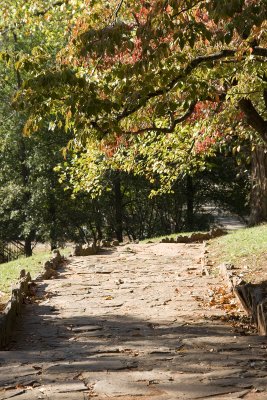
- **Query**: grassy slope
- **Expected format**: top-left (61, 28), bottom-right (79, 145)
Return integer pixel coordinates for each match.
top-left (0, 247), bottom-right (71, 308)
top-left (208, 224), bottom-right (267, 283)
top-left (142, 225), bottom-right (267, 283)
top-left (0, 251), bottom-right (51, 300)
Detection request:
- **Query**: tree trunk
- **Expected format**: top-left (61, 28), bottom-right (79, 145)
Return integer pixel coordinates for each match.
top-left (49, 202), bottom-right (57, 250)
top-left (249, 145), bottom-right (267, 225)
top-left (24, 236), bottom-right (32, 257)
top-left (186, 175), bottom-right (194, 230)
top-left (113, 172), bottom-right (123, 242)
top-left (48, 189), bottom-right (57, 251)
top-left (173, 184), bottom-right (183, 232)
top-left (94, 206), bottom-right (103, 240)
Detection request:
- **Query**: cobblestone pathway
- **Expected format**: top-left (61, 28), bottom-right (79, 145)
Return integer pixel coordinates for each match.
top-left (0, 243), bottom-right (267, 400)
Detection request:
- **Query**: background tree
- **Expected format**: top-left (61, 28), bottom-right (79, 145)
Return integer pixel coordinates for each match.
top-left (0, 0), bottom-right (105, 253)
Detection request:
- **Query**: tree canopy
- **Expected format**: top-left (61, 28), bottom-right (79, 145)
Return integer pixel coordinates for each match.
top-left (0, 0), bottom-right (266, 246)
top-left (11, 0), bottom-right (266, 142)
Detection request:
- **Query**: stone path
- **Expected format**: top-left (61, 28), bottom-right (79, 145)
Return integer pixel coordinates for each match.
top-left (0, 243), bottom-right (267, 400)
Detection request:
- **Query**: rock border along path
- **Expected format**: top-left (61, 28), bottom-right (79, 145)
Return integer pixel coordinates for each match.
top-left (0, 243), bottom-right (267, 400)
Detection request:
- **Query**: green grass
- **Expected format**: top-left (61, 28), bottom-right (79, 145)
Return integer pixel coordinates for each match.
top-left (0, 247), bottom-right (70, 302)
top-left (0, 251), bottom-right (50, 297)
top-left (209, 224), bottom-right (267, 283)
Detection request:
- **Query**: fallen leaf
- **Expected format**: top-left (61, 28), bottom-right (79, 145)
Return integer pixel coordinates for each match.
top-left (104, 295), bottom-right (114, 300)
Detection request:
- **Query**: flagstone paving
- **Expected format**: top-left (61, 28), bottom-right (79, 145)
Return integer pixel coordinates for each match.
top-left (0, 243), bottom-right (267, 399)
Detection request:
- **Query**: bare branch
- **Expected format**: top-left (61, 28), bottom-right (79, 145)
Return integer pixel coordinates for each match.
top-left (113, 0), bottom-right (124, 24)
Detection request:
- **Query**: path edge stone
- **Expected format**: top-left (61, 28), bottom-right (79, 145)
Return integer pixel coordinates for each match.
top-left (0, 249), bottom-right (65, 349)
top-left (0, 270), bottom-right (32, 349)
top-left (217, 262), bottom-right (267, 336)
top-left (161, 227), bottom-right (227, 244)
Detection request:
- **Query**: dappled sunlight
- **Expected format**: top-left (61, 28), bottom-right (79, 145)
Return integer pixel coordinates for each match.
top-left (1, 244), bottom-right (266, 399)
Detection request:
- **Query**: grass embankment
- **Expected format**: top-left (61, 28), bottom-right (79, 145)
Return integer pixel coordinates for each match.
top-left (209, 224), bottom-right (267, 283)
top-left (0, 247), bottom-right (70, 306)
top-left (0, 251), bottom-right (50, 305)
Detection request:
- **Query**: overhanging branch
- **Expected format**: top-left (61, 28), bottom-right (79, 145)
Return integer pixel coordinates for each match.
top-left (124, 101), bottom-right (197, 135)
top-left (117, 49), bottom-right (236, 122)
top-left (116, 46), bottom-right (266, 126)
top-left (238, 98), bottom-right (267, 143)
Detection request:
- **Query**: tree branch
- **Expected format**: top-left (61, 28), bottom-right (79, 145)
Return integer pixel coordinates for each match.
top-left (117, 46), bottom-right (266, 125)
top-left (13, 32), bottom-right (22, 89)
top-left (34, 1), bottom-right (67, 17)
top-left (264, 88), bottom-right (267, 110)
top-left (238, 98), bottom-right (267, 143)
top-left (117, 49), bottom-right (235, 122)
top-left (113, 0), bottom-right (124, 24)
top-left (172, 0), bottom-right (204, 19)
top-left (253, 47), bottom-right (267, 58)
top-left (124, 101), bottom-right (197, 135)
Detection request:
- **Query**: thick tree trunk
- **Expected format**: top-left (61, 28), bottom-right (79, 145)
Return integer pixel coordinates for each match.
top-left (113, 172), bottom-right (123, 242)
top-left (249, 145), bottom-right (267, 225)
top-left (238, 95), bottom-right (267, 225)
